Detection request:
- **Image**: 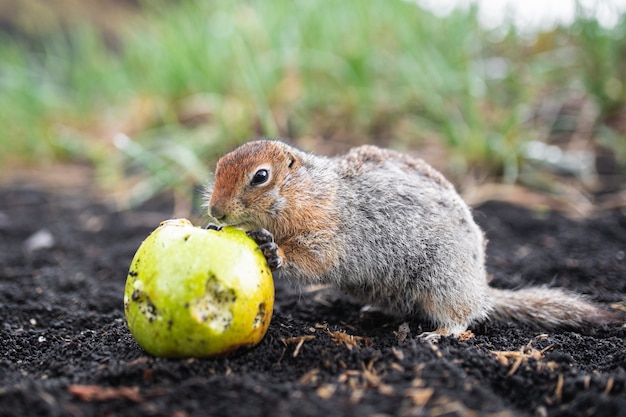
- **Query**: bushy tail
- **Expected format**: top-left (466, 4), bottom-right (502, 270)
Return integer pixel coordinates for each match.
top-left (487, 286), bottom-right (622, 330)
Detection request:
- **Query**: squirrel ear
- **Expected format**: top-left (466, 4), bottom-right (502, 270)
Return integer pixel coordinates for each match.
top-left (285, 151), bottom-right (300, 169)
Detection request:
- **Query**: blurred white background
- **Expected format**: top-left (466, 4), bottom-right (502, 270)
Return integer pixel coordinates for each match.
top-left (417, 0), bottom-right (626, 31)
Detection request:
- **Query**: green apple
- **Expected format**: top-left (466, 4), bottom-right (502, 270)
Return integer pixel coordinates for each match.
top-left (124, 219), bottom-right (274, 357)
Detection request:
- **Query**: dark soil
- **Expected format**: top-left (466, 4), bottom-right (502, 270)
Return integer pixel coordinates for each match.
top-left (1, 185), bottom-right (625, 417)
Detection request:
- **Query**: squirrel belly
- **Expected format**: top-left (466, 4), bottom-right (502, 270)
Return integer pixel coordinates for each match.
top-left (207, 140), bottom-right (621, 337)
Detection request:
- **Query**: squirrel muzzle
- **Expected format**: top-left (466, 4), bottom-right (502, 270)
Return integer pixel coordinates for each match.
top-left (209, 202), bottom-right (226, 222)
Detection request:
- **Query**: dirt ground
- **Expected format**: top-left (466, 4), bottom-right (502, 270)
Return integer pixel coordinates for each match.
top-left (1, 183), bottom-right (625, 417)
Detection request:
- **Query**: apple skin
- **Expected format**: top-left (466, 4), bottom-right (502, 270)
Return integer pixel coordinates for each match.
top-left (124, 219), bottom-right (274, 358)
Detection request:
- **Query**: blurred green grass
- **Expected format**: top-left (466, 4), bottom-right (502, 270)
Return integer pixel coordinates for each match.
top-left (0, 0), bottom-right (624, 208)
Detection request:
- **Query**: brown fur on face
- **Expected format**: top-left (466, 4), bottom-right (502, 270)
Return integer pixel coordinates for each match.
top-left (209, 141), bottom-right (299, 232)
top-left (208, 140), bottom-right (342, 276)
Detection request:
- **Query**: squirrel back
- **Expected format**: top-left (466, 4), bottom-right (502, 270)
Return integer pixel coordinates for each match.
top-left (207, 140), bottom-right (622, 336)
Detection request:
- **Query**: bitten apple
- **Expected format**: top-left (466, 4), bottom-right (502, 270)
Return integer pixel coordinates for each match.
top-left (124, 219), bottom-right (274, 357)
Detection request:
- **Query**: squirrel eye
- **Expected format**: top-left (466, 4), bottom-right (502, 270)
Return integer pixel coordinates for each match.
top-left (250, 168), bottom-right (270, 186)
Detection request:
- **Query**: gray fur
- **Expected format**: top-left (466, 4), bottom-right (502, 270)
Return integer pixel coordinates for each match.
top-left (208, 140), bottom-right (621, 336)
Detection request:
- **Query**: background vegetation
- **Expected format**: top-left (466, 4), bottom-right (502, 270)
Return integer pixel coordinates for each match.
top-left (1, 0), bottom-right (624, 212)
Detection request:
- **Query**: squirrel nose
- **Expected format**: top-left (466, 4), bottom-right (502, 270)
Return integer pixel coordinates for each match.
top-left (210, 204), bottom-right (226, 221)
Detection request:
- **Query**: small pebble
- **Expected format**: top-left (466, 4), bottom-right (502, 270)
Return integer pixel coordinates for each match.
top-left (24, 229), bottom-right (55, 252)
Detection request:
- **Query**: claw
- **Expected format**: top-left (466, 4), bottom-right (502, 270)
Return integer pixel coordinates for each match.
top-left (205, 223), bottom-right (223, 231)
top-left (417, 331), bottom-right (443, 343)
top-left (259, 242), bottom-right (283, 270)
top-left (246, 229), bottom-right (283, 271)
top-left (417, 327), bottom-right (452, 343)
top-left (246, 229), bottom-right (273, 245)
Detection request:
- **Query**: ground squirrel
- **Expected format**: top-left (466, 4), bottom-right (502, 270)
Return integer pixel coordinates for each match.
top-left (206, 139), bottom-right (620, 338)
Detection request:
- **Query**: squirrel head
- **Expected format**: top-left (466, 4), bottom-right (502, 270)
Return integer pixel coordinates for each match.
top-left (208, 140), bottom-right (301, 232)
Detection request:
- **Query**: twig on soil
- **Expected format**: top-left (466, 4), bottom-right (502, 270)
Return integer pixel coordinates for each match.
top-left (67, 384), bottom-right (143, 403)
top-left (610, 303), bottom-right (626, 314)
top-left (605, 377), bottom-right (615, 395)
top-left (491, 337), bottom-right (554, 377)
top-left (315, 384), bottom-right (337, 400)
top-left (337, 359), bottom-right (397, 399)
top-left (403, 387), bottom-right (434, 407)
top-left (298, 368), bottom-right (320, 384)
top-left (554, 374), bottom-right (564, 405)
top-left (280, 335), bottom-right (316, 358)
top-left (391, 346), bottom-right (404, 361)
top-left (326, 329), bottom-right (370, 350)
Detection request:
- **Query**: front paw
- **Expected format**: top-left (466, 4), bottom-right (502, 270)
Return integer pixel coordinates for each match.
top-left (247, 229), bottom-right (284, 271)
top-left (246, 229), bottom-right (273, 245)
